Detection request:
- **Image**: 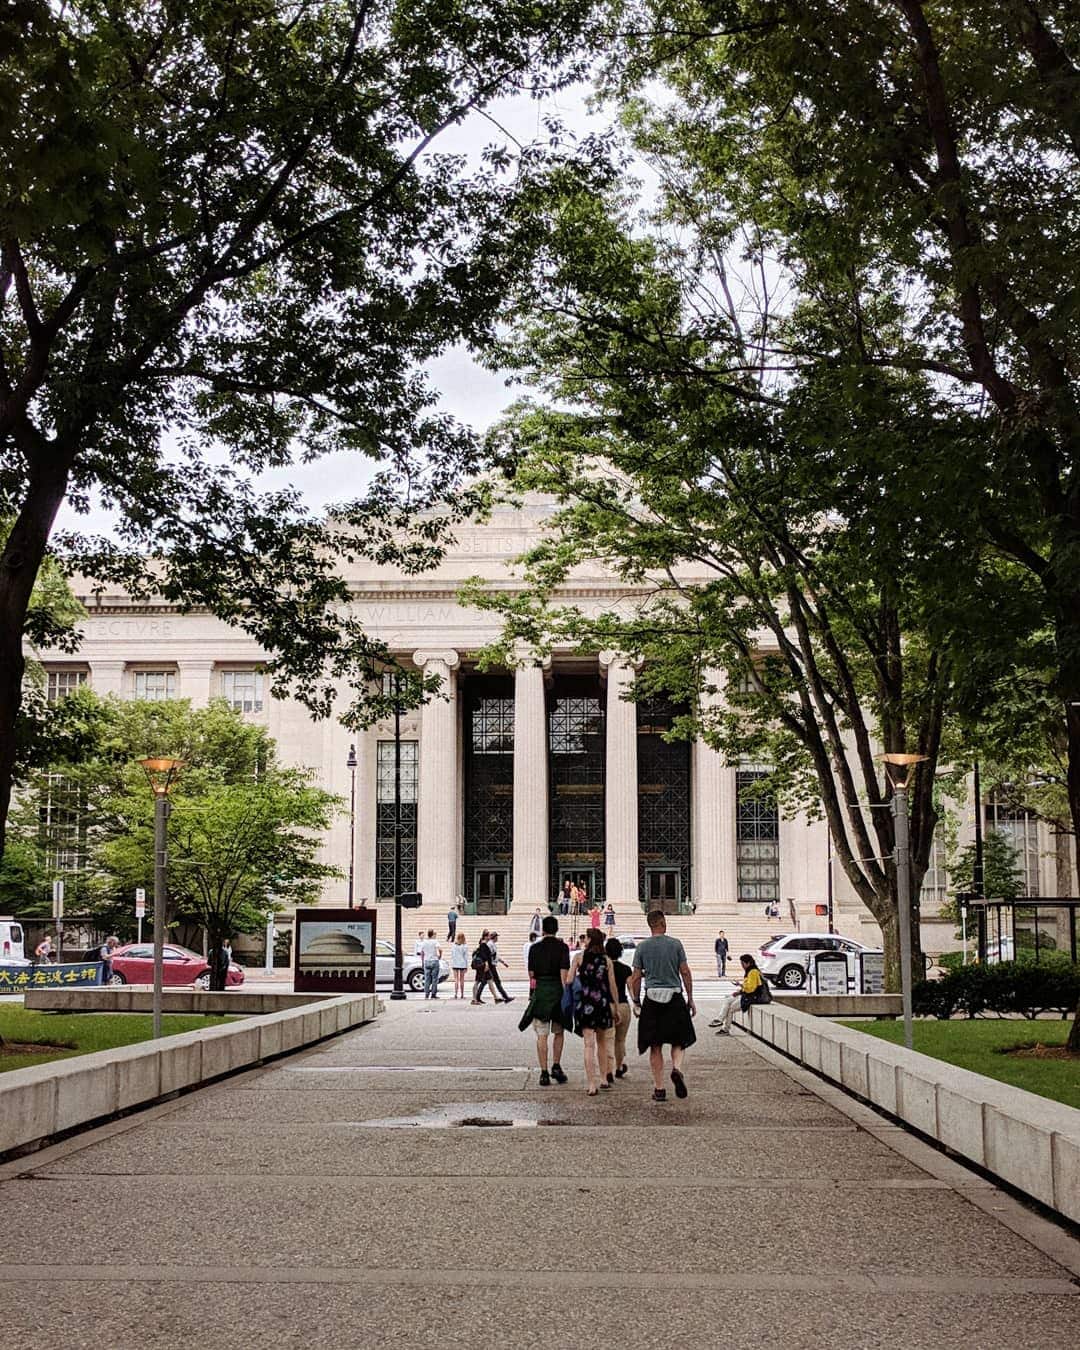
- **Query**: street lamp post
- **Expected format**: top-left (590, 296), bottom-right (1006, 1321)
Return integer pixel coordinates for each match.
top-left (137, 757), bottom-right (184, 1039)
top-left (346, 744), bottom-right (358, 909)
top-left (883, 752), bottom-right (928, 1052)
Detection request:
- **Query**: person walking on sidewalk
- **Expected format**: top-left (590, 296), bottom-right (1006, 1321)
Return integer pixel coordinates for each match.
top-left (518, 915), bottom-right (571, 1086)
top-left (714, 930), bottom-right (729, 978)
top-left (450, 931), bottom-right (470, 999)
top-left (604, 937), bottom-right (632, 1082)
top-left (486, 931), bottom-right (514, 1003)
top-left (713, 954), bottom-right (768, 1035)
top-left (570, 928), bottom-right (619, 1096)
top-left (420, 930), bottom-right (442, 999)
top-left (471, 930), bottom-right (495, 1004)
top-left (628, 908), bottom-right (696, 1102)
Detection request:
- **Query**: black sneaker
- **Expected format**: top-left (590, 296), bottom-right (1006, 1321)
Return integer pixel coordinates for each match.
top-left (538, 1070), bottom-right (551, 1086)
top-left (651, 1088), bottom-right (667, 1102)
top-left (671, 1068), bottom-right (688, 1099)
top-left (551, 1064), bottom-right (568, 1084)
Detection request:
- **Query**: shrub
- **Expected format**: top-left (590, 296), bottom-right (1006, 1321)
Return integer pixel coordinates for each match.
top-left (913, 961), bottom-right (1080, 1020)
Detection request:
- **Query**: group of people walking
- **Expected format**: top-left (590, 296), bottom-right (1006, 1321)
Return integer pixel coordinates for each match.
top-left (518, 908), bottom-right (696, 1101)
top-left (416, 928), bottom-right (516, 1003)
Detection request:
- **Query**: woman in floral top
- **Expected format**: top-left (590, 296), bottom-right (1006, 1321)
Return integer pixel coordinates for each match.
top-left (569, 928), bottom-right (620, 1095)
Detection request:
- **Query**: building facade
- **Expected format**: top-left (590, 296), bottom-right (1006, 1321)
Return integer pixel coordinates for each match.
top-left (33, 499), bottom-right (1071, 947)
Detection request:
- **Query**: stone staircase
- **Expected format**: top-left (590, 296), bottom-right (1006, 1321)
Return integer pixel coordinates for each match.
top-left (365, 900), bottom-right (866, 977)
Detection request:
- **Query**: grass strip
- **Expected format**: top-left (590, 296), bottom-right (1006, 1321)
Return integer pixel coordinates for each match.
top-left (841, 1018), bottom-right (1079, 1110)
top-left (0, 1006), bottom-right (236, 1074)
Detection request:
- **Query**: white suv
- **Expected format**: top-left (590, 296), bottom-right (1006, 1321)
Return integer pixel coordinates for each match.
top-left (758, 933), bottom-right (879, 990)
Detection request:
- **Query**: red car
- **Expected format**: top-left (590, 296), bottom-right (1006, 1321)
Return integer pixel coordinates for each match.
top-left (107, 943), bottom-right (245, 989)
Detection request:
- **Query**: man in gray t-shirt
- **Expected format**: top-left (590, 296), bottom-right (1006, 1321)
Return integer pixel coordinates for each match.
top-left (629, 910), bottom-right (696, 1102)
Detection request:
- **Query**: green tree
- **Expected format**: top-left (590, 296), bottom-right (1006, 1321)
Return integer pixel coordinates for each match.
top-left (0, 0), bottom-right (606, 854)
top-left (607, 0), bottom-right (1080, 888)
top-left (950, 830), bottom-right (1026, 904)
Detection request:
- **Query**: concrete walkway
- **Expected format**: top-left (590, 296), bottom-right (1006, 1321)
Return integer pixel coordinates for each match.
top-left (2, 997), bottom-right (1079, 1348)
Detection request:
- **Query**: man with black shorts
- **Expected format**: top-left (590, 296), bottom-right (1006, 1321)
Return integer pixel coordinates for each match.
top-left (518, 915), bottom-right (570, 1086)
top-left (628, 909), bottom-right (696, 1102)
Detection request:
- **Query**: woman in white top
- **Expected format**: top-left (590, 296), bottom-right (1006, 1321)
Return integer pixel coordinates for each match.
top-left (449, 931), bottom-right (470, 999)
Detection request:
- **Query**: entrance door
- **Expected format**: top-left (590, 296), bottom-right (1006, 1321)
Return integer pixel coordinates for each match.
top-left (557, 867), bottom-right (597, 913)
top-left (474, 868), bottom-right (509, 915)
top-left (646, 868), bottom-right (681, 914)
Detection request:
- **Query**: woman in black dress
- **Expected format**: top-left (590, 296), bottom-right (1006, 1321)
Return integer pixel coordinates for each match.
top-left (569, 928), bottom-right (620, 1096)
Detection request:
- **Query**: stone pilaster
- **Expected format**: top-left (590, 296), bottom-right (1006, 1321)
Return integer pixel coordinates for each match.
top-left (600, 652), bottom-right (639, 907)
top-left (178, 659), bottom-right (215, 706)
top-left (512, 662), bottom-right (549, 906)
top-left (413, 650), bottom-right (460, 906)
top-left (88, 660), bottom-right (125, 698)
top-left (692, 672), bottom-right (737, 906)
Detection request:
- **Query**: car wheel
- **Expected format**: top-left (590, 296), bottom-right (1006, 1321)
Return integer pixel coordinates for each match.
top-left (778, 964), bottom-right (806, 990)
top-left (195, 972), bottom-right (211, 991)
top-left (407, 967), bottom-right (425, 993)
top-left (108, 971), bottom-right (126, 986)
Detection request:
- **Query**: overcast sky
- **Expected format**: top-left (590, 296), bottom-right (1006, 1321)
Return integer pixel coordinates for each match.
top-left (56, 83), bottom-right (611, 538)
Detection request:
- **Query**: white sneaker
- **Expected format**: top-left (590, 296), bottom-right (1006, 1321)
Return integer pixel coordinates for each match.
top-left (715, 1028), bottom-right (731, 1035)
top-left (708, 1018), bottom-right (723, 1027)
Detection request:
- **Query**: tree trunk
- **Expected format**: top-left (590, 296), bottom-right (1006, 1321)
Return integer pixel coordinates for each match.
top-left (0, 458), bottom-right (73, 858)
top-left (207, 929), bottom-right (229, 992)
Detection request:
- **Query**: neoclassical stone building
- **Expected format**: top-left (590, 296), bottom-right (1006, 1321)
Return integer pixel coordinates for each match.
top-left (36, 498), bottom-right (1064, 944)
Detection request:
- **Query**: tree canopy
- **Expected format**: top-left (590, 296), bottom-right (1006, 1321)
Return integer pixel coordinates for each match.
top-left (0, 0), bottom-right (608, 853)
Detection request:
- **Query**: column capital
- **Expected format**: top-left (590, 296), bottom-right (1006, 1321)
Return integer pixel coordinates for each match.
top-left (511, 640), bottom-right (551, 670)
top-left (412, 648), bottom-right (459, 671)
top-left (598, 649), bottom-right (641, 671)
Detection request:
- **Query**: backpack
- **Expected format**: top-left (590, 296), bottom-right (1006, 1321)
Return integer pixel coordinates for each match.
top-left (471, 947), bottom-right (486, 972)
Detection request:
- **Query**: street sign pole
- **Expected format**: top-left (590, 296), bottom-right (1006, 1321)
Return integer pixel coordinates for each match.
top-left (135, 887), bottom-right (146, 944)
top-left (52, 878), bottom-right (64, 962)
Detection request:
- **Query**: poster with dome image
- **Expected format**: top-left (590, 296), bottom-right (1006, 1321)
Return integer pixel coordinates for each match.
top-left (293, 907), bottom-right (377, 993)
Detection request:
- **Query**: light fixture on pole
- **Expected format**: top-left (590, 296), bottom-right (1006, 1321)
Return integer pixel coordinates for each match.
top-left (882, 752), bottom-right (928, 1051)
top-left (346, 743), bottom-right (358, 909)
top-left (137, 757), bottom-right (184, 1040)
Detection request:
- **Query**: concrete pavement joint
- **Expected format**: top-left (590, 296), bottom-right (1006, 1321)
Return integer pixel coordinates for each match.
top-left (741, 1031), bottom-right (1080, 1280)
top-left (0, 1264), bottom-right (1075, 1297)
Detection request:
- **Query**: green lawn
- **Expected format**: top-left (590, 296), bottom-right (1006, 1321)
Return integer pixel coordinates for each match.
top-left (841, 1019), bottom-right (1080, 1110)
top-left (0, 1006), bottom-right (236, 1073)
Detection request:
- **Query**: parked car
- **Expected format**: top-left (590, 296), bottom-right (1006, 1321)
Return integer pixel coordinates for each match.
top-left (374, 938), bottom-right (450, 993)
top-left (758, 933), bottom-right (881, 990)
top-left (107, 942), bottom-right (245, 989)
top-left (0, 916), bottom-right (30, 967)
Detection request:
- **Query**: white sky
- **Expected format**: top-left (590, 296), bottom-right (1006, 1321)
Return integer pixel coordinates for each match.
top-left (56, 84), bottom-right (610, 537)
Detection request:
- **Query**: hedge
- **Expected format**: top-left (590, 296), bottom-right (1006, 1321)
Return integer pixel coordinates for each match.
top-left (913, 960), bottom-right (1080, 1020)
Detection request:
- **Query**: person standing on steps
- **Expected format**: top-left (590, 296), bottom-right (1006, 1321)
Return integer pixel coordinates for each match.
top-left (450, 931), bottom-right (469, 999)
top-left (446, 906), bottom-right (458, 942)
top-left (603, 903), bottom-right (616, 931)
top-left (628, 908), bottom-right (696, 1102)
top-left (420, 929), bottom-right (442, 999)
top-left (589, 905), bottom-right (601, 930)
top-left (529, 908), bottom-right (544, 940)
top-left (518, 914), bottom-right (571, 1086)
top-left (486, 931), bottom-right (514, 1003)
top-left (559, 881), bottom-right (572, 916)
top-left (714, 930), bottom-right (729, 979)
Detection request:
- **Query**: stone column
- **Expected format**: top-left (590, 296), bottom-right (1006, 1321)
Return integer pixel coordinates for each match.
top-left (413, 650), bottom-right (460, 906)
top-left (692, 672), bottom-right (737, 906)
top-left (512, 662), bottom-right (549, 906)
top-left (178, 659), bottom-right (215, 706)
top-left (88, 660), bottom-right (125, 698)
top-left (600, 653), bottom-right (639, 907)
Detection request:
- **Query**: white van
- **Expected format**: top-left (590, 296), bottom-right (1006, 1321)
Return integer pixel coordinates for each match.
top-left (0, 917), bottom-right (30, 966)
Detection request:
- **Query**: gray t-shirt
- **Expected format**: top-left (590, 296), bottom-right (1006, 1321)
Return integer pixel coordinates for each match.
top-left (632, 934), bottom-right (688, 989)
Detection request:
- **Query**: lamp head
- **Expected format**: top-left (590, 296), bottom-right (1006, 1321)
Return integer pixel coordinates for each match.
top-left (137, 756), bottom-right (184, 795)
top-left (882, 752), bottom-right (929, 788)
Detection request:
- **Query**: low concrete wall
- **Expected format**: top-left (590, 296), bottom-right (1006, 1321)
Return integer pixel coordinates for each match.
top-left (23, 988), bottom-right (326, 1015)
top-left (773, 993), bottom-right (902, 1017)
top-left (735, 1001), bottom-right (1080, 1226)
top-left (0, 993), bottom-right (379, 1158)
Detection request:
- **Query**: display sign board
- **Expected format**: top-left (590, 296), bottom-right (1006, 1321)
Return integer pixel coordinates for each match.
top-left (0, 961), bottom-right (103, 994)
top-left (813, 951), bottom-right (849, 995)
top-left (293, 907), bottom-right (377, 994)
top-left (859, 951), bottom-right (885, 994)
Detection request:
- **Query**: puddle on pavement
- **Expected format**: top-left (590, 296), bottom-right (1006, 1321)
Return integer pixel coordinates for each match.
top-left (357, 1101), bottom-right (569, 1129)
top-left (284, 1065), bottom-right (526, 1073)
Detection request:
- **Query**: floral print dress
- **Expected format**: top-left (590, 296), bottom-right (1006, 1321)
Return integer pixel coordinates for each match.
top-left (574, 950), bottom-right (614, 1035)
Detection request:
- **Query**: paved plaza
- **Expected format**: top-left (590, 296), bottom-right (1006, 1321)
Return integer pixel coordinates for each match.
top-left (1, 998), bottom-right (1079, 1348)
